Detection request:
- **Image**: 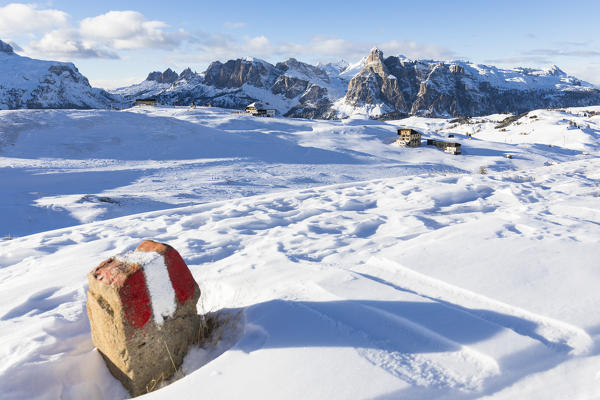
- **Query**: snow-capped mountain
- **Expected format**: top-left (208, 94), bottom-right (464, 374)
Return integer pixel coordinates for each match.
top-left (115, 48), bottom-right (600, 119)
top-left (338, 48), bottom-right (600, 118)
top-left (0, 40), bottom-right (115, 110)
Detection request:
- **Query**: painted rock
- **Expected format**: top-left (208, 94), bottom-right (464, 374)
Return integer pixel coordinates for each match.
top-left (86, 240), bottom-right (200, 397)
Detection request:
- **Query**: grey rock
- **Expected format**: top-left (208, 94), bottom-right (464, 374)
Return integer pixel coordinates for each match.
top-left (147, 68), bottom-right (179, 84)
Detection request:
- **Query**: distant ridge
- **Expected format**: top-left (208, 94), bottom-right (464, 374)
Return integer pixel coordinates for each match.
top-left (113, 48), bottom-right (600, 119)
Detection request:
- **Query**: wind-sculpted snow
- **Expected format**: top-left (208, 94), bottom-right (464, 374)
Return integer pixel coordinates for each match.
top-left (1, 105), bottom-right (599, 238)
top-left (1, 155), bottom-right (599, 399)
top-left (1, 106), bottom-right (600, 399)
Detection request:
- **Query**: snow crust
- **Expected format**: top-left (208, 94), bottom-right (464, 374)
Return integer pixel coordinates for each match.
top-left (1, 105), bottom-right (600, 399)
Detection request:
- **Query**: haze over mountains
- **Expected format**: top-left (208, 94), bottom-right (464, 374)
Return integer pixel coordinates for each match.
top-left (1, 39), bottom-right (599, 118)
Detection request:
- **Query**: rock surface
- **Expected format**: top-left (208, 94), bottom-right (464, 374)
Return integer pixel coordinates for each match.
top-left (86, 240), bottom-right (200, 397)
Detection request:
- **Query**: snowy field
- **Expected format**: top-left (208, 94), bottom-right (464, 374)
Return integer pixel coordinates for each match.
top-left (1, 106), bottom-right (600, 399)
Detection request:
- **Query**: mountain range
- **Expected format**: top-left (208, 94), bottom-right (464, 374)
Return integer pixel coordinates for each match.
top-left (112, 47), bottom-right (600, 119)
top-left (0, 40), bottom-right (114, 110)
top-left (1, 39), bottom-right (599, 119)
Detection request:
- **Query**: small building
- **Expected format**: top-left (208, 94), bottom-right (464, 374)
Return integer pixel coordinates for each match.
top-left (426, 139), bottom-right (462, 155)
top-left (134, 98), bottom-right (157, 106)
top-left (396, 128), bottom-right (421, 147)
top-left (245, 102), bottom-right (276, 117)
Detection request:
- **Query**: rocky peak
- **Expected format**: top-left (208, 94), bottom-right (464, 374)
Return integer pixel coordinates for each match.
top-left (147, 68), bottom-right (179, 84)
top-left (203, 58), bottom-right (278, 89)
top-left (275, 58), bottom-right (330, 83)
top-left (317, 60), bottom-right (349, 77)
top-left (344, 48), bottom-right (405, 111)
top-left (449, 64), bottom-right (464, 74)
top-left (178, 68), bottom-right (196, 81)
top-left (547, 65), bottom-right (565, 77)
top-left (0, 40), bottom-right (14, 54)
top-left (366, 47), bottom-right (384, 65)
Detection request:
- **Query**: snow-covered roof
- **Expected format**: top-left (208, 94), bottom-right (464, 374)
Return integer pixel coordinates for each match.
top-left (246, 101), bottom-right (264, 109)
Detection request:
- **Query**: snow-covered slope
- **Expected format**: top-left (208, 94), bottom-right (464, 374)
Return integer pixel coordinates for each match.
top-left (2, 105), bottom-right (599, 238)
top-left (1, 106), bottom-right (600, 399)
top-left (0, 40), bottom-right (115, 110)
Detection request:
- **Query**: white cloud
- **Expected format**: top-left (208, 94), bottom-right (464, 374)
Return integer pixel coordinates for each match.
top-left (244, 35), bottom-right (273, 54)
top-left (5, 6), bottom-right (190, 59)
top-left (80, 11), bottom-right (188, 50)
top-left (378, 40), bottom-right (456, 60)
top-left (2, 3), bottom-right (457, 69)
top-left (0, 3), bottom-right (68, 36)
top-left (28, 29), bottom-right (119, 60)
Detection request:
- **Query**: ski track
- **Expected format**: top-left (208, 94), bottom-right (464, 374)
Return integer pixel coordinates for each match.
top-left (295, 300), bottom-right (500, 392)
top-left (352, 259), bottom-right (593, 356)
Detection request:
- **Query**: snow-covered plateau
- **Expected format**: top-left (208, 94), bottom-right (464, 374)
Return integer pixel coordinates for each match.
top-left (1, 105), bottom-right (600, 399)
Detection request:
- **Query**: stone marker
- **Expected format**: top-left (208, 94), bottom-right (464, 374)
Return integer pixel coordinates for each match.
top-left (87, 240), bottom-right (200, 397)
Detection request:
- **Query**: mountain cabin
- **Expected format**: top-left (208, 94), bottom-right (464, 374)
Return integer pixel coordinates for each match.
top-left (395, 128), bottom-right (422, 147)
top-left (426, 139), bottom-right (462, 155)
top-left (245, 102), bottom-right (276, 117)
top-left (134, 98), bottom-right (157, 106)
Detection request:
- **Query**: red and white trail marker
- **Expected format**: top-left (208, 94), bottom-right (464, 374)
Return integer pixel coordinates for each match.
top-left (87, 240), bottom-right (200, 397)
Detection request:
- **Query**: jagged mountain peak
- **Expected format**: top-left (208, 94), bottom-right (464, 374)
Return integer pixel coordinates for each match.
top-left (546, 64), bottom-right (566, 76)
top-left (241, 56), bottom-right (274, 68)
top-left (178, 67), bottom-right (196, 81)
top-left (0, 40), bottom-right (14, 54)
top-left (146, 68), bottom-right (179, 84)
top-left (366, 47), bottom-right (384, 64)
top-left (317, 60), bottom-right (349, 72)
top-left (275, 58), bottom-right (330, 82)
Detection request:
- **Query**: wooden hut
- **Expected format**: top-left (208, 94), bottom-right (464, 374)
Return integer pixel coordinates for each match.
top-left (426, 139), bottom-right (462, 155)
top-left (134, 98), bottom-right (157, 106)
top-left (245, 102), bottom-right (275, 117)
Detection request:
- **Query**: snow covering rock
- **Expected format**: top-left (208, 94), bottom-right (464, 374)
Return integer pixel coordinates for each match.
top-left (115, 49), bottom-right (600, 119)
top-left (0, 40), bottom-right (116, 110)
top-left (0, 40), bottom-right (13, 54)
top-left (87, 240), bottom-right (200, 397)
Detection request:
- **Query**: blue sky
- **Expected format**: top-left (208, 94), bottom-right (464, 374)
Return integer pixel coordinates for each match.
top-left (1, 0), bottom-right (599, 88)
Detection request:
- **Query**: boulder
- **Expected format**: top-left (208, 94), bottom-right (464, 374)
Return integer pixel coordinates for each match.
top-left (86, 240), bottom-right (200, 397)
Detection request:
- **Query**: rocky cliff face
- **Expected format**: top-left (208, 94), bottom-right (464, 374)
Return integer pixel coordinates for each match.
top-left (344, 48), bottom-right (407, 113)
top-left (114, 48), bottom-right (600, 119)
top-left (339, 48), bottom-right (600, 118)
top-left (0, 40), bottom-right (115, 110)
top-left (204, 58), bottom-right (280, 89)
top-left (147, 68), bottom-right (179, 84)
